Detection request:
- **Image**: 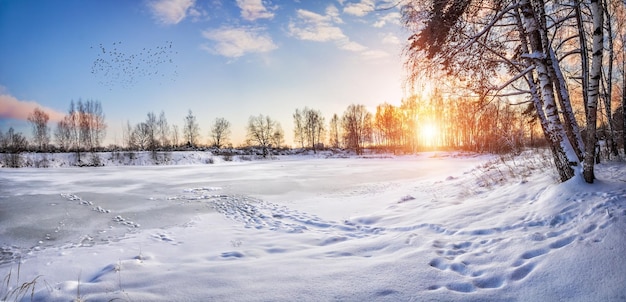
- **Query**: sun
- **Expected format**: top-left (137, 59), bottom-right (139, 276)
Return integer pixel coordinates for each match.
top-left (420, 123), bottom-right (439, 147)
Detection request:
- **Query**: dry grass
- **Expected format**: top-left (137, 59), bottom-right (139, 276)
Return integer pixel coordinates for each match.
top-left (1, 261), bottom-right (41, 302)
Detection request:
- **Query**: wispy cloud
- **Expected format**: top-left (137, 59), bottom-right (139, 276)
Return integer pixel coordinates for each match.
top-left (343, 0), bottom-right (375, 17)
top-left (338, 40), bottom-right (367, 52)
top-left (236, 0), bottom-right (275, 21)
top-left (373, 12), bottom-right (401, 28)
top-left (0, 94), bottom-right (65, 123)
top-left (382, 33), bottom-right (401, 45)
top-left (361, 49), bottom-right (389, 60)
top-left (325, 5), bottom-right (343, 24)
top-left (288, 8), bottom-right (388, 60)
top-left (147, 0), bottom-right (196, 25)
top-left (201, 26), bottom-right (277, 58)
top-left (288, 9), bottom-right (345, 42)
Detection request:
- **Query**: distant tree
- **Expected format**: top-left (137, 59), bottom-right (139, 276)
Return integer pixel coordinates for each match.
top-left (145, 112), bottom-right (159, 151)
top-left (342, 104), bottom-right (372, 155)
top-left (209, 117), bottom-right (231, 148)
top-left (123, 120), bottom-right (137, 150)
top-left (183, 110), bottom-right (200, 147)
top-left (27, 107), bottom-right (50, 151)
top-left (171, 124), bottom-right (180, 149)
top-left (328, 113), bottom-right (340, 148)
top-left (294, 107), bottom-right (325, 152)
top-left (293, 109), bottom-right (306, 148)
top-left (246, 114), bottom-right (281, 157)
top-left (305, 108), bottom-right (325, 153)
top-left (1, 127), bottom-right (28, 167)
top-left (157, 111), bottom-right (170, 149)
top-left (272, 122), bottom-right (285, 147)
top-left (54, 118), bottom-right (73, 152)
top-left (134, 122), bottom-right (150, 150)
top-left (73, 99), bottom-right (106, 153)
top-left (400, 96), bottom-right (418, 152)
top-left (67, 100), bottom-right (79, 153)
top-left (374, 103), bottom-right (402, 150)
top-left (0, 129), bottom-right (5, 151)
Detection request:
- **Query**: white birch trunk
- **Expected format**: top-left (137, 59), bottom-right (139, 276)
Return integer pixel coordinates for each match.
top-left (602, 4), bottom-right (618, 157)
top-left (549, 48), bottom-right (585, 161)
top-left (575, 1), bottom-right (591, 119)
top-left (518, 0), bottom-right (578, 181)
top-left (583, 0), bottom-right (604, 183)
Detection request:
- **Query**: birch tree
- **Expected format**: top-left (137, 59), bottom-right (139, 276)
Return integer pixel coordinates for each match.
top-left (157, 111), bottom-right (170, 149)
top-left (401, 0), bottom-right (609, 183)
top-left (27, 107), bottom-right (50, 151)
top-left (145, 112), bottom-right (159, 151)
top-left (171, 124), bottom-right (180, 148)
top-left (183, 110), bottom-right (200, 147)
top-left (209, 117), bottom-right (231, 148)
top-left (247, 114), bottom-right (280, 158)
top-left (123, 120), bottom-right (137, 150)
top-left (54, 118), bottom-right (73, 152)
top-left (583, 0), bottom-right (604, 182)
top-left (328, 114), bottom-right (341, 148)
top-left (342, 104), bottom-right (372, 155)
top-left (293, 109), bottom-right (306, 148)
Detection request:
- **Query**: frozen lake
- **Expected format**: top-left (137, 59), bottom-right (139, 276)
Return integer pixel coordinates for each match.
top-left (0, 155), bottom-right (473, 265)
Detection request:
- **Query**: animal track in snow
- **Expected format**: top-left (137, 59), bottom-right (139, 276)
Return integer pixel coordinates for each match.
top-left (179, 185), bottom-right (625, 294)
top-left (425, 188), bottom-right (626, 293)
top-left (151, 232), bottom-right (180, 245)
top-left (61, 193), bottom-right (112, 213)
top-left (113, 215), bottom-right (140, 228)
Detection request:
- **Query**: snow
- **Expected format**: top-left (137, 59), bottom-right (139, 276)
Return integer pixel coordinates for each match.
top-left (1, 151), bottom-right (625, 301)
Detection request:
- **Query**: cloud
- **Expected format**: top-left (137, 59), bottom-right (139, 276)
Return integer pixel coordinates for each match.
top-left (339, 40), bottom-right (367, 52)
top-left (325, 5), bottom-right (343, 24)
top-left (343, 0), bottom-right (375, 17)
top-left (201, 26), bottom-right (277, 58)
top-left (361, 49), bottom-right (389, 60)
top-left (373, 12), bottom-right (401, 28)
top-left (288, 9), bottom-right (347, 42)
top-left (0, 94), bottom-right (65, 123)
top-left (288, 8), bottom-right (389, 60)
top-left (236, 0), bottom-right (275, 21)
top-left (147, 0), bottom-right (196, 25)
top-left (382, 33), bottom-right (401, 45)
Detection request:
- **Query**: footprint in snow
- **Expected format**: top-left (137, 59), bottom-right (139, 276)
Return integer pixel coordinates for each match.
top-left (151, 233), bottom-right (179, 245)
top-left (425, 188), bottom-right (624, 293)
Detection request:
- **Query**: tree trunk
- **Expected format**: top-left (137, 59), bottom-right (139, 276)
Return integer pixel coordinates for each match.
top-left (583, 0), bottom-right (604, 183)
top-left (575, 1), bottom-right (591, 120)
top-left (519, 0), bottom-right (578, 181)
top-left (549, 48), bottom-right (585, 161)
top-left (603, 3), bottom-right (619, 157)
top-left (620, 38), bottom-right (626, 156)
top-left (623, 59), bottom-right (626, 156)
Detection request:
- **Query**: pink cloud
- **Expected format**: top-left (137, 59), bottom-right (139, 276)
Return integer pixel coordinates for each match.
top-left (0, 94), bottom-right (65, 123)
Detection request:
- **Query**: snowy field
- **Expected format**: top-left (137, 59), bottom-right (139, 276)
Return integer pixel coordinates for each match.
top-left (1, 152), bottom-right (625, 301)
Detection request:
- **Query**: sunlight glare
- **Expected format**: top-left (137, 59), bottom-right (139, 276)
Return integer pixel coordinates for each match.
top-left (420, 123), bottom-right (438, 147)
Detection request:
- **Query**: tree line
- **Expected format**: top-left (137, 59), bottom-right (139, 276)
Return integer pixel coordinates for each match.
top-left (2, 90), bottom-right (624, 164)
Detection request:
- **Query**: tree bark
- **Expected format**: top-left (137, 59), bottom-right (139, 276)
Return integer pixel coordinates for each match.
top-left (583, 0), bottom-right (604, 183)
top-left (519, 0), bottom-right (578, 181)
top-left (549, 48), bottom-right (585, 161)
top-left (602, 3), bottom-right (619, 157)
top-left (575, 1), bottom-right (591, 120)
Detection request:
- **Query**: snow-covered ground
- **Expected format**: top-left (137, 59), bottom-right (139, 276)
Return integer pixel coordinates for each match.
top-left (1, 152), bottom-right (625, 301)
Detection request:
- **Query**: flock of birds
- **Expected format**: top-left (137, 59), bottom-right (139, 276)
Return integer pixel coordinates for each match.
top-left (90, 40), bottom-right (179, 90)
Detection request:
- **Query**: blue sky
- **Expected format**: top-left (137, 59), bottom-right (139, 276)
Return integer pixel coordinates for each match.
top-left (0, 0), bottom-right (408, 146)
